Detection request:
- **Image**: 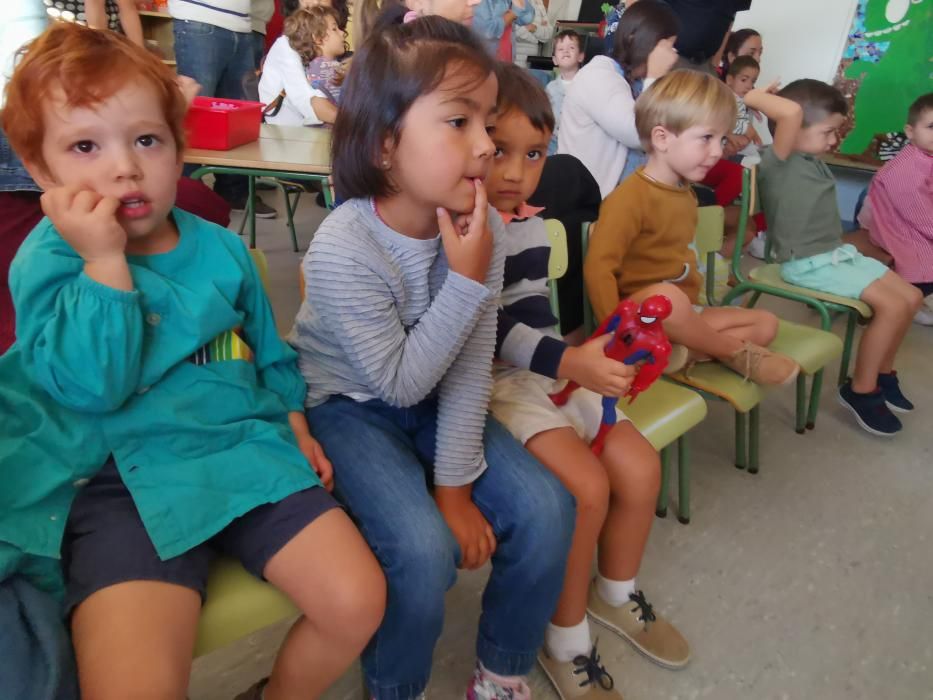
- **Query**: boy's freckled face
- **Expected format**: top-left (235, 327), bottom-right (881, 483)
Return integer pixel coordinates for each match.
top-left (726, 68), bottom-right (758, 98)
top-left (662, 123), bottom-right (726, 183)
top-left (35, 81), bottom-right (182, 240)
top-left (796, 112), bottom-right (846, 155)
top-left (906, 109), bottom-right (933, 153)
top-left (486, 109), bottom-right (550, 214)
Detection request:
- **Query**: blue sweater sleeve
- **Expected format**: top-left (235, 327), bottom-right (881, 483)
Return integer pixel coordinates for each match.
top-left (474, 0), bottom-right (506, 40)
top-left (234, 245), bottom-right (307, 413)
top-left (513, 0), bottom-right (535, 26)
top-left (9, 221), bottom-right (144, 413)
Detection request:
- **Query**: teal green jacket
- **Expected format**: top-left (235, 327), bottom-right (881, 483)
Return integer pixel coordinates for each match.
top-left (1, 208), bottom-right (320, 595)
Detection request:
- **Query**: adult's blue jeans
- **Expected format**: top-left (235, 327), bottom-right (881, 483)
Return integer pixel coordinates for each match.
top-left (306, 395), bottom-right (575, 700)
top-left (173, 19), bottom-right (256, 203)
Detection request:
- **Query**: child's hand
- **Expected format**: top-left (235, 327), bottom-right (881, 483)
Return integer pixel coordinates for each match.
top-left (297, 433), bottom-right (334, 491)
top-left (558, 335), bottom-right (637, 397)
top-left (438, 179), bottom-right (492, 284)
top-left (41, 185), bottom-right (127, 262)
top-left (747, 125), bottom-right (762, 146)
top-left (288, 411), bottom-right (334, 490)
top-left (435, 485), bottom-right (497, 569)
top-left (175, 75), bottom-right (201, 110)
top-left (646, 37), bottom-right (679, 79)
top-left (763, 78), bottom-right (781, 94)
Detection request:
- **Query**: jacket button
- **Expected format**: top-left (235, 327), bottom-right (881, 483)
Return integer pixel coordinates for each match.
top-left (146, 312), bottom-right (161, 326)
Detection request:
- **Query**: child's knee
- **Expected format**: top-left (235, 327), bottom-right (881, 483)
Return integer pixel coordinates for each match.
top-left (603, 429), bottom-right (661, 503)
top-left (639, 283), bottom-right (692, 318)
top-left (567, 466), bottom-right (611, 521)
top-left (326, 564), bottom-right (387, 642)
top-left (906, 284), bottom-right (924, 311)
top-left (756, 310), bottom-right (780, 345)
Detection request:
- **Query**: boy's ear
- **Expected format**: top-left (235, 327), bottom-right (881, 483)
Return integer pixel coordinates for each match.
top-left (904, 123), bottom-right (915, 142)
top-left (649, 125), bottom-right (672, 153)
top-left (22, 160), bottom-right (57, 191)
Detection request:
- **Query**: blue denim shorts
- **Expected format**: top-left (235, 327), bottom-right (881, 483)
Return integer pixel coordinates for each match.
top-left (780, 244), bottom-right (889, 300)
top-left (61, 460), bottom-right (338, 615)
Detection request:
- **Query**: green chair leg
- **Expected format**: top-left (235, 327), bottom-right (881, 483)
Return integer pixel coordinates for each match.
top-left (795, 373), bottom-right (807, 434)
top-left (747, 290), bottom-right (762, 308)
top-left (656, 446), bottom-right (671, 517)
top-left (676, 436), bottom-right (690, 525)
top-left (838, 311), bottom-right (857, 385)
top-left (748, 405), bottom-right (760, 474)
top-left (806, 368), bottom-right (825, 430)
top-left (734, 411), bottom-right (747, 470)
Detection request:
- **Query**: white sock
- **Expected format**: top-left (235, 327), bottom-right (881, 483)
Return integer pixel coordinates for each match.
top-left (595, 574), bottom-right (636, 607)
top-left (544, 617), bottom-right (592, 662)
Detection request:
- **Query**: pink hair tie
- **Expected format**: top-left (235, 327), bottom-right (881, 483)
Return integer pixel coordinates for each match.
top-left (403, 10), bottom-right (419, 23)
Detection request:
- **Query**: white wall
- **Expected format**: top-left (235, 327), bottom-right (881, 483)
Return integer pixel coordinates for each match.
top-left (733, 0), bottom-right (858, 86)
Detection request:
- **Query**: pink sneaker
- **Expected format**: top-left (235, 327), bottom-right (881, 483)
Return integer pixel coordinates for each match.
top-left (466, 662), bottom-right (532, 700)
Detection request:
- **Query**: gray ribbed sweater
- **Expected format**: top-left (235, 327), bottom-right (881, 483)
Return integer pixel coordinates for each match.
top-left (289, 198), bottom-right (506, 487)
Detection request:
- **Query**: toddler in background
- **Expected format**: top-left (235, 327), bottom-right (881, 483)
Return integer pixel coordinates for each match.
top-left (546, 29), bottom-right (583, 155)
top-left (286, 6), bottom-right (349, 106)
top-left (859, 92), bottom-right (933, 326)
top-left (723, 55), bottom-right (762, 159)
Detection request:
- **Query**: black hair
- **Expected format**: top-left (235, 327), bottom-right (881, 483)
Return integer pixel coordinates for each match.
top-left (777, 79), bottom-right (847, 127)
top-left (332, 16), bottom-right (495, 200)
top-left (727, 55), bottom-right (759, 78)
top-left (907, 92), bottom-right (933, 126)
top-left (552, 29), bottom-right (583, 53)
top-left (282, 0), bottom-right (350, 30)
top-left (610, 0), bottom-right (680, 82)
top-left (495, 62), bottom-right (555, 134)
top-left (720, 28), bottom-right (760, 76)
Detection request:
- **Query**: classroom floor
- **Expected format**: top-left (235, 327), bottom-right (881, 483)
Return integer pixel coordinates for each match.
top-left (190, 193), bottom-right (933, 700)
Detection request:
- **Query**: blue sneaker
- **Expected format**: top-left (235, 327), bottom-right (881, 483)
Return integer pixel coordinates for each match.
top-left (877, 372), bottom-right (914, 413)
top-left (838, 381), bottom-right (902, 436)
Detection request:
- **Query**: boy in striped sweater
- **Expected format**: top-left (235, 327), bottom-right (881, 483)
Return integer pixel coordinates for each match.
top-left (487, 63), bottom-right (689, 700)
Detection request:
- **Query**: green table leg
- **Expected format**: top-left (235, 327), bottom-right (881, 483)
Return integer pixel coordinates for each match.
top-left (677, 436), bottom-right (690, 524)
top-left (656, 446), bottom-right (670, 518)
top-left (247, 175), bottom-right (257, 249)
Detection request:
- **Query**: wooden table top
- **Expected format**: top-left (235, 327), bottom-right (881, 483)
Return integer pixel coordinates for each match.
top-left (821, 153), bottom-right (882, 173)
top-left (184, 124), bottom-right (332, 175)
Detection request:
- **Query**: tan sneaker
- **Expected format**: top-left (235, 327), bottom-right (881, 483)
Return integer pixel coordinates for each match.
top-left (586, 583), bottom-right (690, 669)
top-left (721, 341), bottom-right (799, 386)
top-left (538, 644), bottom-right (623, 699)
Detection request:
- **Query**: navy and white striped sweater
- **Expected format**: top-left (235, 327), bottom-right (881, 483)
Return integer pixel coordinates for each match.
top-left (496, 215), bottom-right (567, 378)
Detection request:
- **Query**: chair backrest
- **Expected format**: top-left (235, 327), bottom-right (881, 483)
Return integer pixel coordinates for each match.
top-left (249, 248), bottom-right (270, 292)
top-left (693, 206), bottom-right (726, 258)
top-left (545, 218), bottom-right (568, 322)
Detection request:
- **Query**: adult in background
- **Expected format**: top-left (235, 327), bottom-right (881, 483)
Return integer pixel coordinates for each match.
top-left (558, 0), bottom-right (678, 198)
top-left (512, 0), bottom-right (553, 67)
top-left (169, 0), bottom-right (277, 217)
top-left (665, 0), bottom-right (750, 75)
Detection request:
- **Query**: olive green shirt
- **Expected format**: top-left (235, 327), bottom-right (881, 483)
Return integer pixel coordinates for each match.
top-left (758, 147), bottom-right (843, 263)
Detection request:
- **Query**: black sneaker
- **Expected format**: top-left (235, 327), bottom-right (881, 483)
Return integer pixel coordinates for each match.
top-left (230, 195), bottom-right (277, 219)
top-left (837, 381), bottom-right (902, 436)
top-left (877, 372), bottom-right (913, 413)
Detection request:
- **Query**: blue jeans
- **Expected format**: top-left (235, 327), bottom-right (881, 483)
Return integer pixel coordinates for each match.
top-left (173, 19), bottom-right (256, 202)
top-left (306, 395), bottom-right (575, 700)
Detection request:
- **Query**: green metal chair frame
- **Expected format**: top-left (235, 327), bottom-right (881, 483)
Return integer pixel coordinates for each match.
top-left (190, 165), bottom-right (334, 252)
top-left (576, 222), bottom-right (708, 523)
top-left (695, 204), bottom-right (843, 435)
top-left (721, 167), bottom-right (872, 411)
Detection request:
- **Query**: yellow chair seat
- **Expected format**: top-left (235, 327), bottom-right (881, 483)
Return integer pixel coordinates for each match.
top-left (194, 557), bottom-right (298, 658)
top-left (623, 380), bottom-right (708, 451)
top-left (769, 320), bottom-right (843, 376)
top-left (667, 364), bottom-right (765, 414)
top-left (748, 264), bottom-right (873, 318)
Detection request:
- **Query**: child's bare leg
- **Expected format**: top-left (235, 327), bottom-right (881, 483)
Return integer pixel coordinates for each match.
top-left (525, 427), bottom-right (609, 627)
top-left (596, 422), bottom-right (660, 581)
top-left (854, 273), bottom-right (922, 392)
top-left (628, 283), bottom-right (775, 360)
top-left (720, 205), bottom-right (756, 259)
top-left (263, 509), bottom-right (386, 700)
top-left (877, 275), bottom-right (924, 372)
top-left (70, 581), bottom-right (201, 700)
